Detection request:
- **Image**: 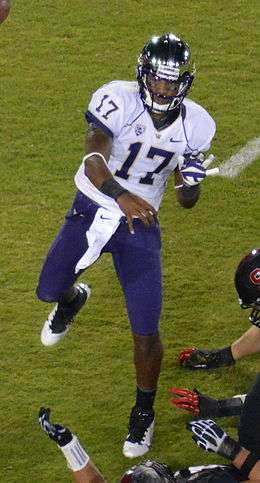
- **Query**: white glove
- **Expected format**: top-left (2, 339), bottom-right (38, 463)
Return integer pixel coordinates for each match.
top-left (187, 419), bottom-right (241, 460)
top-left (178, 153), bottom-right (215, 186)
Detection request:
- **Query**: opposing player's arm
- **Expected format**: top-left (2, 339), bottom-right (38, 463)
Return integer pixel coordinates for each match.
top-left (187, 419), bottom-right (260, 481)
top-left (72, 463), bottom-right (105, 483)
top-left (38, 408), bottom-right (105, 483)
top-left (84, 126), bottom-right (157, 233)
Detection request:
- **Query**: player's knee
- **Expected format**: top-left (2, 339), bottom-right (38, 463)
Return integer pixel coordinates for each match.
top-left (133, 332), bottom-right (163, 356)
top-left (36, 285), bottom-right (58, 303)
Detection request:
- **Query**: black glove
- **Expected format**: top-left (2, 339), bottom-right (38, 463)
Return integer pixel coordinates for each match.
top-left (178, 347), bottom-right (235, 370)
top-left (38, 407), bottom-right (73, 447)
top-left (187, 419), bottom-right (241, 461)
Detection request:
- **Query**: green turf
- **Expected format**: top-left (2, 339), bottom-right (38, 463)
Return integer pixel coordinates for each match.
top-left (1, 0), bottom-right (260, 481)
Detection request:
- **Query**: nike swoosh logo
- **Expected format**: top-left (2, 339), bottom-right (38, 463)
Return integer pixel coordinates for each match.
top-left (170, 138), bottom-right (183, 143)
top-left (100, 215), bottom-right (112, 220)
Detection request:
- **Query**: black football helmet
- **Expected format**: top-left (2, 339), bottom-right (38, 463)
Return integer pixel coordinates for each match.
top-left (235, 248), bottom-right (260, 326)
top-left (120, 460), bottom-right (176, 482)
top-left (137, 33), bottom-right (194, 115)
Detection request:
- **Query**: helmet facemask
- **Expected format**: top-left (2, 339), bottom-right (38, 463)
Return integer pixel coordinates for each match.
top-left (138, 68), bottom-right (194, 114)
top-left (239, 298), bottom-right (260, 327)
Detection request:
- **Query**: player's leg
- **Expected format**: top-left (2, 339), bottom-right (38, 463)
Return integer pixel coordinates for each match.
top-left (238, 374), bottom-right (260, 453)
top-left (37, 192), bottom-right (99, 346)
top-left (112, 219), bottom-right (163, 458)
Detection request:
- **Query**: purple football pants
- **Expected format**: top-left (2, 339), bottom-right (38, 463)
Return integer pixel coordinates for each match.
top-left (36, 191), bottom-right (162, 335)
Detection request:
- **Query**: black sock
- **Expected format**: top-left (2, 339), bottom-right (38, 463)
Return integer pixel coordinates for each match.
top-left (136, 386), bottom-right (156, 411)
top-left (59, 286), bottom-right (78, 306)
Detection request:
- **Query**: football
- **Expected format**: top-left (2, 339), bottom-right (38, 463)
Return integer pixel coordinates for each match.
top-left (0, 0), bottom-right (10, 24)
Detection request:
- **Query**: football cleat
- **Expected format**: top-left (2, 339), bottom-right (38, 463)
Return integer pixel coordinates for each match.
top-left (123, 406), bottom-right (155, 458)
top-left (41, 283), bottom-right (91, 346)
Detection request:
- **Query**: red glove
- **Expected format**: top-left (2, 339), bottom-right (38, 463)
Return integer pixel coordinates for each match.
top-left (170, 387), bottom-right (200, 415)
top-left (178, 347), bottom-right (198, 366)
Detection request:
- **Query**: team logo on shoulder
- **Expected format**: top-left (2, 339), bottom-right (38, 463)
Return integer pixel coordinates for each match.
top-left (250, 268), bottom-right (260, 285)
top-left (135, 124), bottom-right (146, 136)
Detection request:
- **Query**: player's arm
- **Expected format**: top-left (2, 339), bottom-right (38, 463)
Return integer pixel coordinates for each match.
top-left (187, 419), bottom-right (260, 481)
top-left (179, 327), bottom-right (260, 370)
top-left (0, 0), bottom-right (11, 23)
top-left (84, 126), bottom-right (157, 234)
top-left (174, 152), bottom-right (214, 208)
top-left (38, 408), bottom-right (105, 483)
top-left (174, 165), bottom-right (200, 208)
top-left (72, 463), bottom-right (105, 483)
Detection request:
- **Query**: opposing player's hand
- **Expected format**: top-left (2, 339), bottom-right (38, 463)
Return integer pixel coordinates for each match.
top-left (179, 347), bottom-right (216, 369)
top-left (116, 192), bottom-right (158, 234)
top-left (178, 347), bottom-right (214, 369)
top-left (187, 419), bottom-right (241, 460)
top-left (170, 387), bottom-right (221, 418)
top-left (38, 407), bottom-right (73, 447)
top-left (178, 153), bottom-right (215, 187)
top-left (170, 387), bottom-right (200, 415)
top-left (178, 347), bottom-right (234, 370)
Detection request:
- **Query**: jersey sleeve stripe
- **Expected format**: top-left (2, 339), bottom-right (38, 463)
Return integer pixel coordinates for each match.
top-left (85, 111), bottom-right (114, 138)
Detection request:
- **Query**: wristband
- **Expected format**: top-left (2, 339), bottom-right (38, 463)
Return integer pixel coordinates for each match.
top-left (239, 452), bottom-right (260, 480)
top-left (219, 435), bottom-right (241, 461)
top-left (83, 152), bottom-right (107, 164)
top-left (100, 178), bottom-right (128, 200)
top-left (218, 346), bottom-right (235, 366)
top-left (60, 435), bottom-right (90, 472)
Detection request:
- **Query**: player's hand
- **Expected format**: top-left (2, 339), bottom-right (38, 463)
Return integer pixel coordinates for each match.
top-left (178, 153), bottom-right (215, 186)
top-left (179, 347), bottom-right (219, 370)
top-left (178, 347), bottom-right (235, 370)
top-left (187, 419), bottom-right (241, 461)
top-left (178, 347), bottom-right (213, 369)
top-left (116, 192), bottom-right (158, 234)
top-left (38, 407), bottom-right (73, 447)
top-left (170, 387), bottom-right (221, 418)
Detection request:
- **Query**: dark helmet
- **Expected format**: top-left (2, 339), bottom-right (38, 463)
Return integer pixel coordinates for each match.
top-left (235, 248), bottom-right (260, 326)
top-left (120, 460), bottom-right (176, 482)
top-left (137, 33), bottom-right (194, 114)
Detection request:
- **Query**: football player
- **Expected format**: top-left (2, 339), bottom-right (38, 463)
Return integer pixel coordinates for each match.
top-left (178, 249), bottom-right (260, 370)
top-left (0, 0), bottom-right (11, 23)
top-left (39, 404), bottom-right (260, 482)
top-left (37, 33), bottom-right (216, 457)
top-left (171, 373), bottom-right (260, 481)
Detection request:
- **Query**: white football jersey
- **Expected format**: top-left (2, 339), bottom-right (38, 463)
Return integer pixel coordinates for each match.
top-left (75, 80), bottom-right (216, 212)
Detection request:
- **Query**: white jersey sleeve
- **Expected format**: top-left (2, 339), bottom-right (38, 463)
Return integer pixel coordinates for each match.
top-left (182, 99), bottom-right (216, 153)
top-left (85, 81), bottom-right (130, 138)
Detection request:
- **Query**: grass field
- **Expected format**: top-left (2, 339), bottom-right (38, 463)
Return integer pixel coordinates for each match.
top-left (1, 1), bottom-right (260, 482)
